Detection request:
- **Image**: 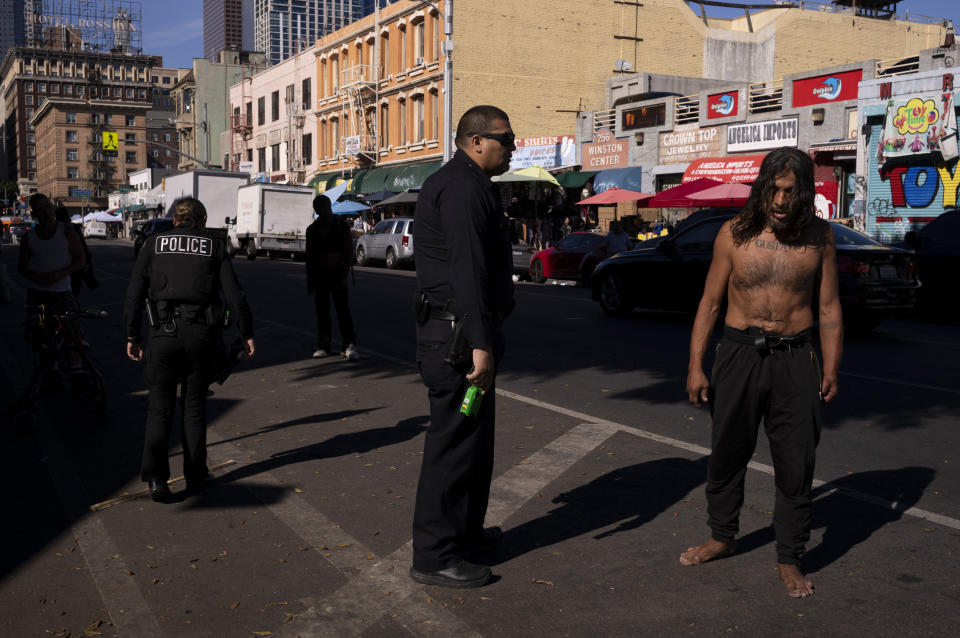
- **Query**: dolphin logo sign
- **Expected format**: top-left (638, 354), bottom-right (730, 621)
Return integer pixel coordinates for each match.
top-left (814, 77), bottom-right (842, 100)
top-left (716, 94), bottom-right (735, 115)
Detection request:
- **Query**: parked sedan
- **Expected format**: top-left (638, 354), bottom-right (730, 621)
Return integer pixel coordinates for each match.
top-left (591, 213), bottom-right (919, 331)
top-left (355, 217), bottom-right (414, 269)
top-left (511, 240), bottom-right (537, 280)
top-left (529, 232), bottom-right (610, 285)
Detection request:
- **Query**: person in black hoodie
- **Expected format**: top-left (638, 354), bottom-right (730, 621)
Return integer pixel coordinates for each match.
top-left (306, 194), bottom-right (358, 360)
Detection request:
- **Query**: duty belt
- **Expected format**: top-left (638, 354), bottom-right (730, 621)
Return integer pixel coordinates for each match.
top-left (723, 325), bottom-right (810, 354)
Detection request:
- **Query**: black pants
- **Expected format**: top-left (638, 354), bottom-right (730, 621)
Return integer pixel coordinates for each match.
top-left (707, 326), bottom-right (823, 565)
top-left (313, 277), bottom-right (356, 351)
top-left (412, 317), bottom-right (504, 572)
top-left (140, 319), bottom-right (220, 484)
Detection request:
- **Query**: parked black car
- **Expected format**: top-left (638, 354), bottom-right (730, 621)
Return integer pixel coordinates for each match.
top-left (903, 209), bottom-right (960, 316)
top-left (591, 213), bottom-right (919, 331)
top-left (132, 218), bottom-right (174, 258)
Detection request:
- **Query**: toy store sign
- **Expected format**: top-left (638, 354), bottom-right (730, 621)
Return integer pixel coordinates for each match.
top-left (658, 126), bottom-right (723, 163)
top-left (878, 93), bottom-right (958, 161)
top-left (879, 160), bottom-right (960, 210)
top-left (581, 128), bottom-right (629, 169)
top-left (510, 135), bottom-right (577, 170)
top-left (727, 117), bottom-right (798, 153)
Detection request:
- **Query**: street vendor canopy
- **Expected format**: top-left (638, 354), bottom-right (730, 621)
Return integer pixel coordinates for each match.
top-left (682, 154), bottom-right (767, 184)
top-left (556, 170), bottom-right (598, 189)
top-left (592, 167), bottom-right (644, 193)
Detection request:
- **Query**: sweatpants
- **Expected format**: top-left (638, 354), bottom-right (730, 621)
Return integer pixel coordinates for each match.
top-left (707, 325), bottom-right (823, 565)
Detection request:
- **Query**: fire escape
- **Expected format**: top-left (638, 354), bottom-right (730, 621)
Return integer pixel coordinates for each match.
top-left (86, 71), bottom-right (113, 199)
top-left (230, 112), bottom-right (252, 172)
top-left (286, 99), bottom-right (306, 183)
top-left (340, 62), bottom-right (379, 166)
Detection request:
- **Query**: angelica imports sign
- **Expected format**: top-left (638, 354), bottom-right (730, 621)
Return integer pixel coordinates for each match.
top-left (726, 116), bottom-right (798, 153)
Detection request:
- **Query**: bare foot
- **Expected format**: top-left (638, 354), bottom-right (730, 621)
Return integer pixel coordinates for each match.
top-left (679, 538), bottom-right (735, 566)
top-left (778, 563), bottom-right (815, 598)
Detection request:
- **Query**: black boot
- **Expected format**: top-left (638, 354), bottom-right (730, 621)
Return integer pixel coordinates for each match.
top-left (148, 480), bottom-right (172, 502)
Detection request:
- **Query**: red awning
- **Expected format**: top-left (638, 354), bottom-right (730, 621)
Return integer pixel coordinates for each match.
top-left (645, 178), bottom-right (723, 208)
top-left (682, 154), bottom-right (766, 184)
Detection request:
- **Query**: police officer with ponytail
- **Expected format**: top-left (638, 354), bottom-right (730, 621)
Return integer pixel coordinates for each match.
top-left (124, 197), bottom-right (255, 502)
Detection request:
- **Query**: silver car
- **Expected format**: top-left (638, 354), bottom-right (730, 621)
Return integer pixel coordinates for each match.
top-left (355, 217), bottom-right (414, 269)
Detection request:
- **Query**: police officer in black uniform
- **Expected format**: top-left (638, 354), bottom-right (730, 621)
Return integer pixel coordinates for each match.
top-left (124, 197), bottom-right (255, 502)
top-left (409, 105), bottom-right (516, 588)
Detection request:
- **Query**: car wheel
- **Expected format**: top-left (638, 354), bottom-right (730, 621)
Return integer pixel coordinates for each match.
top-left (385, 248), bottom-right (397, 269)
top-left (598, 272), bottom-right (633, 316)
top-left (530, 259), bottom-right (546, 283)
top-left (356, 245), bottom-right (367, 266)
top-left (245, 241), bottom-right (257, 261)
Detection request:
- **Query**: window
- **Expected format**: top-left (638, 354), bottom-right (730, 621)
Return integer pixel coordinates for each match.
top-left (50, 83), bottom-right (59, 94)
top-left (246, 101), bottom-right (252, 125)
top-left (114, 87), bottom-right (121, 97)
top-left (152, 75), bottom-right (158, 83)
top-left (372, 220), bottom-right (393, 234)
top-left (27, 146), bottom-right (35, 157)
top-left (302, 78), bottom-right (311, 110)
top-left (125, 132), bottom-right (135, 143)
top-left (24, 95), bottom-right (33, 105)
top-left (38, 96), bottom-right (45, 106)
top-left (126, 151), bottom-right (136, 163)
top-left (164, 133), bottom-right (171, 142)
top-left (28, 159), bottom-right (36, 169)
top-left (415, 96), bottom-right (424, 141)
top-left (621, 104), bottom-right (666, 130)
top-left (381, 35), bottom-right (389, 76)
top-left (285, 84), bottom-right (294, 106)
top-left (139, 89), bottom-right (146, 99)
top-left (126, 88), bottom-right (135, 98)
top-left (126, 115), bottom-right (136, 126)
top-left (67, 167), bottom-right (79, 179)
top-left (400, 27), bottom-right (407, 69)
top-left (381, 104), bottom-right (389, 147)
top-left (162, 76), bottom-right (171, 84)
top-left (258, 146), bottom-right (266, 171)
top-left (152, 149), bottom-right (159, 157)
top-left (105, 114), bottom-right (112, 124)
top-left (27, 133), bottom-right (35, 144)
top-left (302, 133), bottom-right (312, 165)
top-left (331, 119), bottom-right (339, 155)
top-left (66, 130), bottom-right (78, 143)
top-left (432, 13), bottom-right (441, 60)
top-left (415, 21), bottom-right (425, 62)
top-left (24, 81), bottom-right (33, 91)
top-left (331, 56), bottom-right (339, 92)
top-left (38, 82), bottom-right (46, 93)
top-left (432, 91), bottom-right (439, 139)
top-left (271, 143), bottom-right (280, 170)
top-left (152, 133), bottom-right (159, 141)
top-left (77, 86), bottom-right (84, 96)
top-left (64, 84), bottom-right (72, 95)
top-left (165, 149), bottom-right (172, 157)
top-left (246, 149), bottom-right (252, 162)
top-left (399, 98), bottom-right (407, 145)
top-left (271, 90), bottom-right (279, 121)
top-left (257, 96), bottom-right (265, 125)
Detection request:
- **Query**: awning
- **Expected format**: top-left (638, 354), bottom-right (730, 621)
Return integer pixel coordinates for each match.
top-left (593, 167), bottom-right (644, 193)
top-left (307, 172), bottom-right (346, 193)
top-left (345, 169), bottom-right (369, 194)
top-left (556, 170), bottom-right (598, 189)
top-left (809, 142), bottom-right (857, 153)
top-left (384, 161), bottom-right (441, 192)
top-left (682, 154), bottom-right (766, 184)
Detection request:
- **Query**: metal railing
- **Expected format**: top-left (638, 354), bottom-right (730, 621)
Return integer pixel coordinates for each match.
top-left (674, 94), bottom-right (700, 124)
top-left (341, 64), bottom-right (376, 89)
top-left (748, 79), bottom-right (783, 113)
top-left (593, 109), bottom-right (616, 133)
top-left (876, 56), bottom-right (920, 78)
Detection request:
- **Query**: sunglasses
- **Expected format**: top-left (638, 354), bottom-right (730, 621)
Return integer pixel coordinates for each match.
top-left (472, 131), bottom-right (515, 147)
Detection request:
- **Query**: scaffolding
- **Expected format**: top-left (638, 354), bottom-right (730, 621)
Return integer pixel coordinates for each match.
top-left (24, 0), bottom-right (143, 54)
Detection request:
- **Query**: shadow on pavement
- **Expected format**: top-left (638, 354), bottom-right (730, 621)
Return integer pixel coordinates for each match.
top-left (733, 466), bottom-right (936, 573)
top-left (205, 407), bottom-right (384, 450)
top-left (214, 415), bottom-right (429, 485)
top-left (488, 456), bottom-right (708, 566)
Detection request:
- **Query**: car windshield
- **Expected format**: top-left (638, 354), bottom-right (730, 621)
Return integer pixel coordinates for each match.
top-left (831, 223), bottom-right (881, 246)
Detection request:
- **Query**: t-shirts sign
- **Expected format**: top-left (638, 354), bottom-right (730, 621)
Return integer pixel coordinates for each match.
top-left (509, 135), bottom-right (577, 170)
top-left (792, 70), bottom-right (862, 107)
top-left (727, 117), bottom-right (798, 153)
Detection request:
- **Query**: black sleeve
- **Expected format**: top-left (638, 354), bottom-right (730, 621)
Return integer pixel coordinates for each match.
top-left (440, 177), bottom-right (494, 351)
top-left (123, 241), bottom-right (151, 343)
top-left (305, 223), bottom-right (316, 288)
top-left (341, 221), bottom-right (353, 269)
top-left (219, 250), bottom-right (254, 339)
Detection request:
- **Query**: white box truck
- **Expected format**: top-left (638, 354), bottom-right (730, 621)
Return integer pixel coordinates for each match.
top-left (232, 183), bottom-right (316, 260)
top-left (163, 169), bottom-right (250, 249)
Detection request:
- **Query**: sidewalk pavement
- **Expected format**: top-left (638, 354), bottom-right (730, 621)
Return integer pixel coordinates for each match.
top-left (1, 253), bottom-right (957, 637)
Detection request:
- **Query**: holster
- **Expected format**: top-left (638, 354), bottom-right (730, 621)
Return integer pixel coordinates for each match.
top-left (444, 319), bottom-right (472, 368)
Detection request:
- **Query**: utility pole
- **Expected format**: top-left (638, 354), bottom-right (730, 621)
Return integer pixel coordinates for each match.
top-left (442, 0), bottom-right (453, 163)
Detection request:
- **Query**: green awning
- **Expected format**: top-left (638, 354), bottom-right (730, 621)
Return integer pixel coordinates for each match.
top-left (344, 169), bottom-right (369, 194)
top-left (556, 170), bottom-right (598, 189)
top-left (308, 172), bottom-right (339, 193)
top-left (360, 166), bottom-right (391, 193)
top-left (126, 204), bottom-right (146, 211)
top-left (385, 161), bottom-right (442, 191)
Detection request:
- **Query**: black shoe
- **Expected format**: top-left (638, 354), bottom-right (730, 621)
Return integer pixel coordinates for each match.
top-left (465, 526), bottom-right (503, 551)
top-left (409, 559), bottom-right (494, 588)
top-left (185, 472), bottom-right (215, 494)
top-left (148, 480), bottom-right (172, 502)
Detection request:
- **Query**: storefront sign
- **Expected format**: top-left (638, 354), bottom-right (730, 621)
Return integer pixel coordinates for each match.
top-left (792, 70), bottom-right (862, 107)
top-left (726, 117), bottom-right (798, 153)
top-left (581, 128), bottom-right (629, 169)
top-left (659, 125), bottom-right (723, 164)
top-left (878, 92), bottom-right (958, 161)
top-left (707, 91), bottom-right (739, 119)
top-left (510, 135), bottom-right (577, 170)
top-left (682, 154), bottom-right (766, 183)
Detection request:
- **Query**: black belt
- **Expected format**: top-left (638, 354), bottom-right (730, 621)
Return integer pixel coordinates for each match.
top-left (723, 325), bottom-right (810, 354)
top-left (427, 307), bottom-right (507, 327)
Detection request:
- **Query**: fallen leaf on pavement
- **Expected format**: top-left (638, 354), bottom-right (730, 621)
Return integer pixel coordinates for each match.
top-left (83, 620), bottom-right (104, 636)
top-left (229, 602), bottom-right (240, 610)
top-left (531, 579), bottom-right (554, 586)
top-left (294, 488), bottom-right (303, 493)
top-left (282, 613), bottom-right (298, 624)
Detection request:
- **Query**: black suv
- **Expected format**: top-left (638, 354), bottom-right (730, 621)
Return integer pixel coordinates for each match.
top-left (132, 218), bottom-right (174, 258)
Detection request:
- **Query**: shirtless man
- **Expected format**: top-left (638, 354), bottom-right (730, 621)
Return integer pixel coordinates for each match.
top-left (681, 147), bottom-right (843, 598)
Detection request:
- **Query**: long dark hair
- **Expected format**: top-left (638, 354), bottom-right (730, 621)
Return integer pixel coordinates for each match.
top-left (730, 147), bottom-right (816, 246)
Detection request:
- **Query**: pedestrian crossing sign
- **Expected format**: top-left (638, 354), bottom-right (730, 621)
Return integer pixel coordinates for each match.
top-left (102, 131), bottom-right (118, 155)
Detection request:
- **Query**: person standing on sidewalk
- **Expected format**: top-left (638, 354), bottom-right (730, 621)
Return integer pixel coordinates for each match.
top-left (124, 197), bottom-right (255, 502)
top-left (410, 105), bottom-right (516, 588)
top-left (306, 194), bottom-right (359, 360)
top-left (680, 148), bottom-right (843, 598)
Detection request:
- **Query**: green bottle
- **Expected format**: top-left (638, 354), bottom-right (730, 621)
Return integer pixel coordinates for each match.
top-left (459, 384), bottom-right (483, 418)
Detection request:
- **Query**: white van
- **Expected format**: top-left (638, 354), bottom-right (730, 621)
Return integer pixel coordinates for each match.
top-left (84, 221), bottom-right (108, 238)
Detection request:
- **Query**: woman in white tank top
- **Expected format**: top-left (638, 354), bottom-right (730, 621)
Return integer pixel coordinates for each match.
top-left (18, 194), bottom-right (86, 307)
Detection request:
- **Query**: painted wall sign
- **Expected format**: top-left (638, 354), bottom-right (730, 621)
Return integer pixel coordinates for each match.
top-left (658, 125), bottom-right (723, 163)
top-left (707, 91), bottom-right (739, 119)
top-left (726, 117), bottom-right (798, 153)
top-left (878, 92), bottom-right (958, 161)
top-left (792, 69), bottom-right (862, 107)
top-left (581, 128), bottom-right (629, 169)
top-left (682, 154), bottom-right (766, 183)
top-left (510, 135), bottom-right (577, 170)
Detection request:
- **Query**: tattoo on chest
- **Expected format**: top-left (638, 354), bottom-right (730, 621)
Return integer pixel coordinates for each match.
top-left (754, 239), bottom-right (804, 252)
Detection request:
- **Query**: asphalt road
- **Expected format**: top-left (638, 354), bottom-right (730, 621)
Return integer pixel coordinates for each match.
top-left (1, 238), bottom-right (958, 637)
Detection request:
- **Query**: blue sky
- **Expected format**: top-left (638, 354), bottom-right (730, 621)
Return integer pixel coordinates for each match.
top-left (141, 1), bottom-right (959, 69)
